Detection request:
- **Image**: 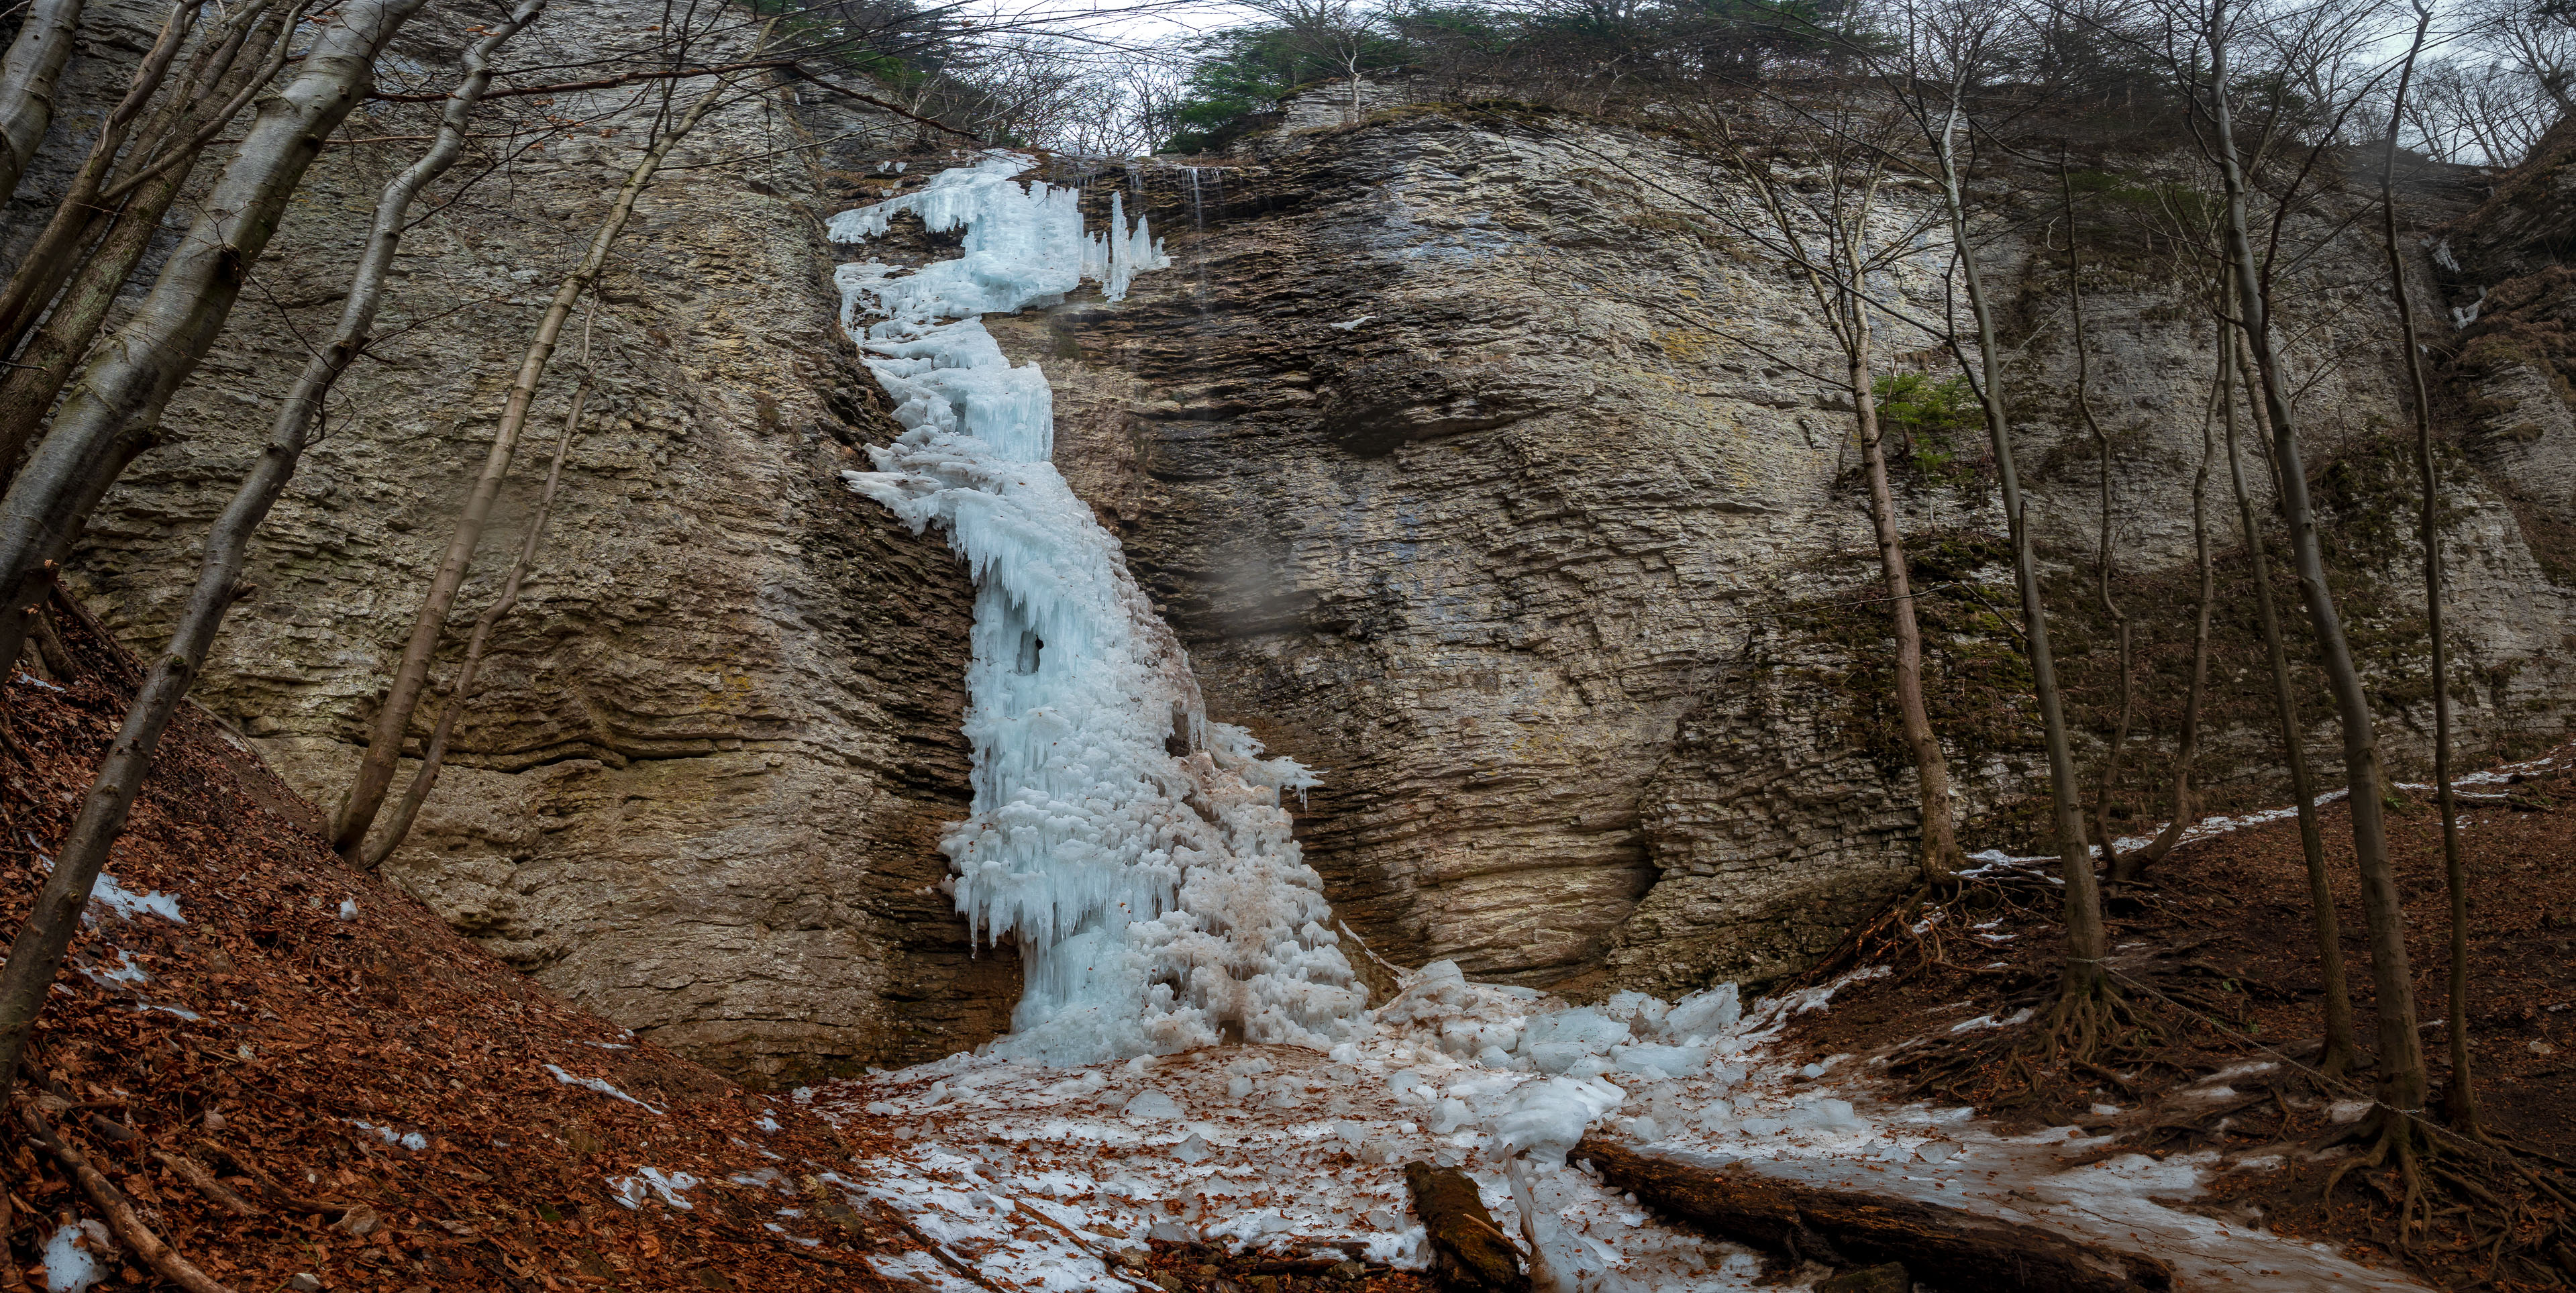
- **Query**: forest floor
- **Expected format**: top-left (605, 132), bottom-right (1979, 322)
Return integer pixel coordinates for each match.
top-left (0, 605), bottom-right (1445, 1293)
top-left (1782, 741), bottom-right (2576, 1292)
top-left (0, 607), bottom-right (932, 1292)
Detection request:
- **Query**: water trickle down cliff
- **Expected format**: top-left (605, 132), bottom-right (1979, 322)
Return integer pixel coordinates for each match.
top-left (830, 152), bottom-right (1369, 1065)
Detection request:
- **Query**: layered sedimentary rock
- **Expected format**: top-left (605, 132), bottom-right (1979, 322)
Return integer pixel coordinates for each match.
top-left (1013, 108), bottom-right (2576, 998)
top-left (17, 0), bottom-right (1014, 1082)
top-left (21, 17), bottom-right (2575, 1073)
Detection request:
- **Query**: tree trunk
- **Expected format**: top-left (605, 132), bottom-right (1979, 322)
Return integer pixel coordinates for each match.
top-left (1934, 101), bottom-right (2107, 993)
top-left (0, 0), bottom-right (201, 358)
top-left (2126, 328), bottom-right (2222, 872)
top-left (0, 1), bottom-right (294, 482)
top-left (330, 33), bottom-right (773, 860)
top-left (2208, 17), bottom-right (2424, 1116)
top-left (1850, 293), bottom-right (1962, 886)
top-left (2379, 4), bottom-right (2477, 1136)
top-left (2063, 161), bottom-right (2138, 885)
top-left (1572, 1133), bottom-right (2171, 1292)
top-left (361, 300), bottom-right (594, 870)
top-left (2221, 303), bottom-right (2357, 1076)
top-left (1722, 120), bottom-right (1962, 888)
top-left (0, 0), bottom-right (85, 206)
top-left (0, 0), bottom-right (544, 1097)
top-left (0, 0), bottom-right (434, 676)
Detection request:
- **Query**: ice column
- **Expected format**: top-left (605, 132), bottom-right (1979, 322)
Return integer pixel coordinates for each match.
top-left (832, 153), bottom-right (1366, 1065)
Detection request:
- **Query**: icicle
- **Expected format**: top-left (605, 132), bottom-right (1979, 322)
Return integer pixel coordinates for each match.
top-left (828, 152), bottom-right (1366, 1064)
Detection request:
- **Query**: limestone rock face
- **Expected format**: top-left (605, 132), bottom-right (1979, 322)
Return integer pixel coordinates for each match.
top-left (21, 0), bottom-right (1013, 1082)
top-left (1016, 111), bottom-right (2576, 997)
top-left (22, 7), bottom-right (2576, 1074)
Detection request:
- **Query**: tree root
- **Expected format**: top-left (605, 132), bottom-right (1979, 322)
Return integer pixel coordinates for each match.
top-left (17, 1095), bottom-right (236, 1293)
top-left (2308, 1103), bottom-right (2576, 1282)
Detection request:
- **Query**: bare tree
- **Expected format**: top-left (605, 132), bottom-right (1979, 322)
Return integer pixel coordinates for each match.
top-left (359, 303), bottom-right (598, 869)
top-left (1888, 0), bottom-right (2116, 1030)
top-left (2379, 0), bottom-right (2479, 1138)
top-left (0, 0), bottom-right (434, 676)
top-left (331, 34), bottom-right (775, 863)
top-left (2219, 294), bottom-right (2359, 1076)
top-left (2059, 156), bottom-right (2141, 885)
top-left (1720, 100), bottom-right (1968, 887)
top-left (1533, 95), bottom-right (1971, 888)
top-left (2196, 0), bottom-right (2430, 1162)
top-left (0, 0), bottom-right (546, 1097)
top-left (1242, 0), bottom-right (1388, 122)
top-left (0, 0), bottom-right (307, 480)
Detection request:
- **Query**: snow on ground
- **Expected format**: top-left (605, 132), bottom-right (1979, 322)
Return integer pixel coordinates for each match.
top-left (1972, 747), bottom-right (2576, 866)
top-left (815, 965), bottom-right (2425, 1292)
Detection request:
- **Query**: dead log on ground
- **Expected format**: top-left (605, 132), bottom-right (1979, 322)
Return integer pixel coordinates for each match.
top-left (1572, 1133), bottom-right (2170, 1292)
top-left (1403, 1161), bottom-right (1530, 1292)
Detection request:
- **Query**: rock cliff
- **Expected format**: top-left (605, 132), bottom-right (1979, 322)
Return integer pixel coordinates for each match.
top-left (15, 0), bottom-right (1015, 1083)
top-left (19, 32), bottom-right (2575, 1076)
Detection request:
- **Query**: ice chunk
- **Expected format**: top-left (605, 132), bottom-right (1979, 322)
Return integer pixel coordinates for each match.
top-left (1172, 1132), bottom-right (1211, 1163)
top-left (1601, 990), bottom-right (1669, 1031)
top-left (1521, 1008), bottom-right (1629, 1075)
top-left (1612, 1043), bottom-right (1706, 1078)
top-left (1123, 1089), bottom-right (1184, 1121)
top-left (1662, 984), bottom-right (1740, 1040)
top-left (1492, 1077), bottom-right (1623, 1166)
top-left (41, 1221), bottom-right (109, 1293)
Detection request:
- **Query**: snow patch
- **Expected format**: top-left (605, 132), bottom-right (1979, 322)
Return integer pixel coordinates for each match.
top-left (40, 1221), bottom-right (111, 1293)
top-left (543, 1064), bottom-right (663, 1114)
top-left (607, 1166), bottom-right (702, 1210)
top-left (349, 1119), bottom-right (429, 1151)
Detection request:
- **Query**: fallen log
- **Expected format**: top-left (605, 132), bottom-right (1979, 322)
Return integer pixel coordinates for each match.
top-left (19, 1096), bottom-right (237, 1293)
top-left (1404, 1161), bottom-right (1531, 1292)
top-left (1572, 1133), bottom-right (2171, 1292)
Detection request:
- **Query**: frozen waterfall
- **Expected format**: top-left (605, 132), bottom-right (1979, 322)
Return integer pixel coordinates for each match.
top-left (831, 152), bottom-right (1368, 1065)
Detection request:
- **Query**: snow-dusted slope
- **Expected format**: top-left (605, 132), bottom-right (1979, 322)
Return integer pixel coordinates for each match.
top-left (814, 961), bottom-right (2424, 1292)
top-left (833, 152), bottom-right (1367, 1065)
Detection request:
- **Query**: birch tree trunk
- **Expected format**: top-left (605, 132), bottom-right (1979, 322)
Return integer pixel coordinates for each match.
top-left (0, 0), bottom-right (85, 205)
top-left (331, 35), bottom-right (774, 860)
top-left (2207, 11), bottom-right (2425, 1118)
top-left (0, 0), bottom-right (435, 676)
top-left (0, 0), bottom-right (548, 1096)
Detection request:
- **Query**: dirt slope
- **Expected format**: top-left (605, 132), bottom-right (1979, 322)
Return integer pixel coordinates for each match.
top-left (1779, 743), bottom-right (2576, 1290)
top-left (0, 607), bottom-right (911, 1292)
